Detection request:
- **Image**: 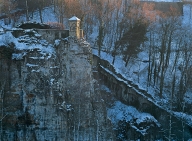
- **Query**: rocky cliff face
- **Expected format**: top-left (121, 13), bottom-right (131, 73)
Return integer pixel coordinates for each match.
top-left (0, 29), bottom-right (114, 140)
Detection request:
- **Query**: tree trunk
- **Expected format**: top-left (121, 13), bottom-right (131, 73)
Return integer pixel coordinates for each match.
top-left (125, 55), bottom-right (130, 67)
top-left (39, 8), bottom-right (43, 23)
top-left (159, 61), bottom-right (165, 97)
top-left (26, 0), bottom-right (29, 21)
top-left (112, 55), bottom-right (115, 65)
top-left (148, 32), bottom-right (152, 87)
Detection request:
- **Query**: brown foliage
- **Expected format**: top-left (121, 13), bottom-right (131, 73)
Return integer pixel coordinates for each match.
top-left (59, 0), bottom-right (83, 18)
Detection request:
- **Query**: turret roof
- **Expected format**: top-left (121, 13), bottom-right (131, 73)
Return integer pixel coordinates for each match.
top-left (69, 16), bottom-right (80, 21)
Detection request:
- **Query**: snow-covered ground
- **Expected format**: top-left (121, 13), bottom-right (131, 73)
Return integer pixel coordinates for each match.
top-left (183, 4), bottom-right (192, 26)
top-left (92, 48), bottom-right (192, 126)
top-left (0, 29), bottom-right (55, 60)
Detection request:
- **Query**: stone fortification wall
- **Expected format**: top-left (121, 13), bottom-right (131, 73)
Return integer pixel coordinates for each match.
top-left (36, 29), bottom-right (69, 43)
top-left (12, 29), bottom-right (69, 43)
top-left (93, 55), bottom-right (192, 140)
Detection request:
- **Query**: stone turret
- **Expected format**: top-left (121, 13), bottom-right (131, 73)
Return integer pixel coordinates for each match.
top-left (69, 16), bottom-right (83, 39)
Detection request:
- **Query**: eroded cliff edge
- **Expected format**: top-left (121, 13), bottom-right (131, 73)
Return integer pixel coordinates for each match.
top-left (0, 29), bottom-right (114, 140)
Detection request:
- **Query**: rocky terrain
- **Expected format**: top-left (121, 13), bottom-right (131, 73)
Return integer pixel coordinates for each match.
top-left (0, 28), bottom-right (114, 141)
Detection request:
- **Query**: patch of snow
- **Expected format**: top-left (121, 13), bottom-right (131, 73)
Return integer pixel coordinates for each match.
top-left (184, 90), bottom-right (192, 104)
top-left (39, 39), bottom-right (48, 46)
top-left (108, 101), bottom-right (160, 135)
top-left (26, 63), bottom-right (38, 67)
top-left (54, 39), bottom-right (61, 46)
top-left (24, 29), bottom-right (34, 33)
top-left (0, 32), bottom-right (16, 46)
top-left (0, 30), bottom-right (56, 60)
top-left (66, 104), bottom-right (72, 111)
top-left (31, 69), bottom-right (40, 72)
top-left (50, 78), bottom-right (55, 85)
top-left (100, 85), bottom-right (111, 93)
top-left (183, 4), bottom-right (192, 27)
top-left (12, 28), bottom-right (23, 30)
top-left (34, 33), bottom-right (41, 38)
top-left (29, 56), bottom-right (45, 59)
top-left (60, 101), bottom-right (66, 109)
top-left (69, 16), bottom-right (80, 21)
top-left (173, 111), bottom-right (192, 127)
top-left (12, 52), bottom-right (27, 60)
top-left (50, 66), bottom-right (59, 68)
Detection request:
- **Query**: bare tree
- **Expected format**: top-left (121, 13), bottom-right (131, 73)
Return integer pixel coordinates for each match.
top-left (151, 7), bottom-right (182, 97)
top-left (0, 82), bottom-right (6, 140)
top-left (1, 0), bottom-right (17, 24)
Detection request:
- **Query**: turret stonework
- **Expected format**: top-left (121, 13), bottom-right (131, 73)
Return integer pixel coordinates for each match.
top-left (69, 16), bottom-right (83, 39)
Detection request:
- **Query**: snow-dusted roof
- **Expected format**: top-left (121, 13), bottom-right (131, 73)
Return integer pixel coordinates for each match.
top-left (69, 16), bottom-right (80, 21)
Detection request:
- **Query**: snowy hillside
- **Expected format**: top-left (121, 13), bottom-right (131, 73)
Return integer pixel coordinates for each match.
top-left (1, 0), bottom-right (191, 126)
top-left (0, 1), bottom-right (192, 140)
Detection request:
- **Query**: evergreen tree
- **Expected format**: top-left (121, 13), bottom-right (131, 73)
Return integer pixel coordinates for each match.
top-left (115, 20), bottom-right (148, 67)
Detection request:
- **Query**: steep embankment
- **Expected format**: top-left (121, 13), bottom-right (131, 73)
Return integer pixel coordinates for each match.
top-left (92, 54), bottom-right (192, 140)
top-left (0, 29), bottom-right (114, 140)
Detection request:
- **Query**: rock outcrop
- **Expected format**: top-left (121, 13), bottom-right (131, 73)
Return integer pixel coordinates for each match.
top-left (0, 29), bottom-right (114, 141)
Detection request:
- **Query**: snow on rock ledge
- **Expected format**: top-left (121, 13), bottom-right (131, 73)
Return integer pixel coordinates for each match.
top-left (107, 101), bottom-right (160, 135)
top-left (0, 29), bottom-right (55, 60)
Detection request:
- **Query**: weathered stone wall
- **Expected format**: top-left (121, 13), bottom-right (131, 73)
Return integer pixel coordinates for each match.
top-left (36, 29), bottom-right (69, 43)
top-left (12, 29), bottom-right (69, 43)
top-left (93, 55), bottom-right (192, 140)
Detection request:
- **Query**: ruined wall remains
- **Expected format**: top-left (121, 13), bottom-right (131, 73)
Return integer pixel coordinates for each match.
top-left (93, 55), bottom-right (192, 140)
top-left (36, 29), bottom-right (69, 43)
